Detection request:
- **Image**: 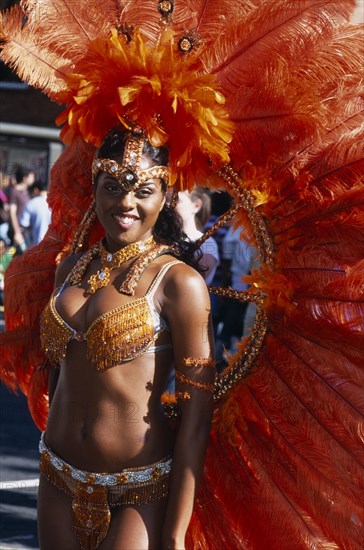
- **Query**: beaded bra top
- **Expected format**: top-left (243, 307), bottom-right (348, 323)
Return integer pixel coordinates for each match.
top-left (40, 260), bottom-right (181, 370)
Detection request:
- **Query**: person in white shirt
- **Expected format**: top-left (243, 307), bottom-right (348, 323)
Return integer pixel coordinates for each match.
top-left (20, 181), bottom-right (51, 247)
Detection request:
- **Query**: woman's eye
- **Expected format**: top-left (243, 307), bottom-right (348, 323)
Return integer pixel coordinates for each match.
top-left (105, 183), bottom-right (119, 192)
top-left (136, 187), bottom-right (153, 197)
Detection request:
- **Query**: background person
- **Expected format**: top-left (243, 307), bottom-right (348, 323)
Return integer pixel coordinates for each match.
top-left (0, 171), bottom-right (10, 245)
top-left (217, 225), bottom-right (258, 359)
top-left (7, 165), bottom-right (34, 250)
top-left (20, 180), bottom-right (51, 247)
top-left (202, 191), bottom-right (233, 345)
top-left (175, 188), bottom-right (220, 286)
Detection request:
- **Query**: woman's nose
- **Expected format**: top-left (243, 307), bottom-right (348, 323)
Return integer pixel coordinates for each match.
top-left (119, 191), bottom-right (136, 209)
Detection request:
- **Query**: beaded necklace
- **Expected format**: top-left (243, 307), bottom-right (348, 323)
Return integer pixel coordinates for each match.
top-left (67, 236), bottom-right (157, 293)
top-left (86, 236), bottom-right (156, 294)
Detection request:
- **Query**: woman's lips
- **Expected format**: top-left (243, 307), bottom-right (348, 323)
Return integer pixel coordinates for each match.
top-left (113, 214), bottom-right (139, 229)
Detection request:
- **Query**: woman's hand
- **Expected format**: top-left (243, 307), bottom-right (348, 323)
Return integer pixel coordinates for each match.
top-left (13, 231), bottom-right (24, 246)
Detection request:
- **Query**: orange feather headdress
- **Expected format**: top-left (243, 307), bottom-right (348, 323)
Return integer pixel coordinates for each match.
top-left (56, 27), bottom-right (234, 187)
top-left (0, 4), bottom-right (233, 188)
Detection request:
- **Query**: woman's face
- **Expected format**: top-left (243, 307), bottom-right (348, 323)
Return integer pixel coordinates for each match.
top-left (175, 191), bottom-right (200, 226)
top-left (94, 154), bottom-right (166, 251)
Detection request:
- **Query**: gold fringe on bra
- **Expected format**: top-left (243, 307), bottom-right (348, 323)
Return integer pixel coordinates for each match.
top-left (87, 297), bottom-right (156, 370)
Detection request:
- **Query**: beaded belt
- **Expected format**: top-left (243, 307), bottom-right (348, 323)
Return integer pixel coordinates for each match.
top-left (39, 433), bottom-right (171, 549)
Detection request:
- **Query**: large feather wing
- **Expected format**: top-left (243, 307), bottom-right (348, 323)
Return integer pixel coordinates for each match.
top-left (187, 93), bottom-right (364, 550)
top-left (188, 4), bottom-right (364, 545)
top-left (0, 0), bottom-right (120, 100)
top-left (204, 0), bottom-right (355, 84)
top-left (208, 1), bottom-right (363, 167)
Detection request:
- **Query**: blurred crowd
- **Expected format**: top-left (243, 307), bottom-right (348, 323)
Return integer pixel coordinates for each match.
top-left (0, 165), bottom-right (51, 305)
top-left (174, 187), bottom-right (258, 371)
top-left (0, 169), bottom-right (257, 364)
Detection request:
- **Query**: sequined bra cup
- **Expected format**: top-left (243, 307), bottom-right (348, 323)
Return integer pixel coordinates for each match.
top-left (40, 260), bottom-right (181, 370)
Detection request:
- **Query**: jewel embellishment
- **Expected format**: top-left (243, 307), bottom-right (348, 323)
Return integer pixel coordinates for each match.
top-left (158, 0), bottom-right (174, 16)
top-left (178, 30), bottom-right (201, 54)
top-left (92, 128), bottom-right (170, 191)
top-left (86, 236), bottom-right (156, 294)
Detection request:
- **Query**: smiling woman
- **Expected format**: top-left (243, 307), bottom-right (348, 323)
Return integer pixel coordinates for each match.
top-left (37, 126), bottom-right (215, 549)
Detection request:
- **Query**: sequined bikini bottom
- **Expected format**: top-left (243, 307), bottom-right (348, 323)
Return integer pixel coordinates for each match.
top-left (39, 433), bottom-right (171, 549)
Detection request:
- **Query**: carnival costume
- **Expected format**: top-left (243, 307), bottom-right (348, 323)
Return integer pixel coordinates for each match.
top-left (0, 1), bottom-right (363, 549)
top-left (39, 433), bottom-right (171, 549)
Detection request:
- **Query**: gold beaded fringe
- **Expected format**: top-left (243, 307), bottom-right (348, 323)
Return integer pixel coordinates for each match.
top-left (40, 291), bottom-right (74, 367)
top-left (87, 298), bottom-right (156, 370)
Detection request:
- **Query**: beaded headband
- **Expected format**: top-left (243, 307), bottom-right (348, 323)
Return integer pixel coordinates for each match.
top-left (92, 135), bottom-right (171, 193)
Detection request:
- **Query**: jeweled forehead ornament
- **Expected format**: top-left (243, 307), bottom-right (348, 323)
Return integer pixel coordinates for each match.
top-left (92, 134), bottom-right (171, 193)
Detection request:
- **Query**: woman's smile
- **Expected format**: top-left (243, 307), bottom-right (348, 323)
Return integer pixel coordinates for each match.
top-left (113, 213), bottom-right (140, 230)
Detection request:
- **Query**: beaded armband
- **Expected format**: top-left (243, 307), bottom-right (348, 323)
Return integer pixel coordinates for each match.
top-left (175, 371), bottom-right (216, 393)
top-left (183, 357), bottom-right (216, 369)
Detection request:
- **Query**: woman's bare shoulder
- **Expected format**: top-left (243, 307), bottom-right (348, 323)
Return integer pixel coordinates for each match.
top-left (161, 258), bottom-right (209, 301)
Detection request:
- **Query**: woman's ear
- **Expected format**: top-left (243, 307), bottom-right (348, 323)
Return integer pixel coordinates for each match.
top-left (159, 194), bottom-right (166, 212)
top-left (192, 198), bottom-right (203, 214)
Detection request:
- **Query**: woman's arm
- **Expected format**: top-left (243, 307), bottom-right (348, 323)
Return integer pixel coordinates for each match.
top-left (162, 265), bottom-right (215, 549)
top-left (8, 203), bottom-right (23, 245)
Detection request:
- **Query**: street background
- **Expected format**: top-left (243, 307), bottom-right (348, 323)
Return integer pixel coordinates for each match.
top-left (0, 306), bottom-right (39, 550)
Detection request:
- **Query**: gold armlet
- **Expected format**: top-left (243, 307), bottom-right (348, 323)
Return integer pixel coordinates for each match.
top-left (175, 371), bottom-right (215, 393)
top-left (183, 357), bottom-right (216, 369)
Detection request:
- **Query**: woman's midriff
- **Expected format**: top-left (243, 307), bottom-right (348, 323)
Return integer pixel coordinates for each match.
top-left (45, 345), bottom-right (174, 473)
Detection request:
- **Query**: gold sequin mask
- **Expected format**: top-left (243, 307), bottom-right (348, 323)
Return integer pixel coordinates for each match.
top-left (92, 134), bottom-right (171, 193)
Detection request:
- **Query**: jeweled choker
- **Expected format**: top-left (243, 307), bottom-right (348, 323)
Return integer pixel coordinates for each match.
top-left (86, 236), bottom-right (156, 294)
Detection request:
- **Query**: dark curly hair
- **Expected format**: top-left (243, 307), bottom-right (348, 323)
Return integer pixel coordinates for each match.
top-left (95, 127), bottom-right (202, 272)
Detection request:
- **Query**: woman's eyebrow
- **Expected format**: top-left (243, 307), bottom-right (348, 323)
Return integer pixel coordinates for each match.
top-left (138, 181), bottom-right (157, 189)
